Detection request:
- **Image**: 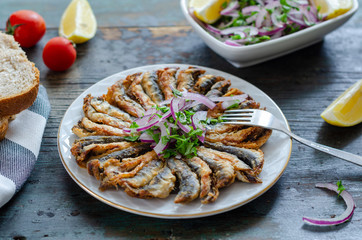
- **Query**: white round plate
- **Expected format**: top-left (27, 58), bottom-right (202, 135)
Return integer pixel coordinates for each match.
top-left (58, 64), bottom-right (292, 219)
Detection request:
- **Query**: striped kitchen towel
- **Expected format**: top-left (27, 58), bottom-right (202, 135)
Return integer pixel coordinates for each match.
top-left (0, 85), bottom-right (50, 208)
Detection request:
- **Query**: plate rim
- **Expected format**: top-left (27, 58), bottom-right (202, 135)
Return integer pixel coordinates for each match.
top-left (57, 63), bottom-right (292, 219)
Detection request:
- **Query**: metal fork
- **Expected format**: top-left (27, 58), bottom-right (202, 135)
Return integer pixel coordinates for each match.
top-left (222, 109), bottom-right (362, 166)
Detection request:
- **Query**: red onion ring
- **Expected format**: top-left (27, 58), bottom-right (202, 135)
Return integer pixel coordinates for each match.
top-left (242, 5), bottom-right (260, 15)
top-left (225, 40), bottom-right (241, 46)
top-left (191, 111), bottom-right (207, 143)
top-left (206, 24), bottom-right (222, 35)
top-left (220, 1), bottom-right (240, 15)
top-left (303, 183), bottom-right (356, 226)
top-left (153, 123), bottom-right (170, 155)
top-left (182, 91), bottom-right (216, 109)
top-left (139, 131), bottom-right (155, 143)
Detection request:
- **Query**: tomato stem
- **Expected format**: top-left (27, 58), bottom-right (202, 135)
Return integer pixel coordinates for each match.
top-left (5, 20), bottom-right (24, 35)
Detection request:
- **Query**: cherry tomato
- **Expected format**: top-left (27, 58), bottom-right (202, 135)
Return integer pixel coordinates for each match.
top-left (6, 10), bottom-right (46, 48)
top-left (42, 37), bottom-right (76, 71)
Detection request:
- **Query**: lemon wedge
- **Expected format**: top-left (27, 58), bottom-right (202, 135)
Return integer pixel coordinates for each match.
top-left (321, 80), bottom-right (362, 127)
top-left (189, 0), bottom-right (230, 24)
top-left (311, 0), bottom-right (353, 20)
top-left (59, 0), bottom-right (97, 44)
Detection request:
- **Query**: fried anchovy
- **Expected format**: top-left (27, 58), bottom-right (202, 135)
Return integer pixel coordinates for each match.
top-left (193, 79), bottom-right (231, 111)
top-left (71, 141), bottom-right (138, 167)
top-left (183, 157), bottom-right (219, 203)
top-left (124, 72), bottom-right (156, 110)
top-left (124, 166), bottom-right (176, 199)
top-left (141, 71), bottom-right (164, 104)
top-left (90, 95), bottom-right (134, 123)
top-left (105, 80), bottom-right (145, 117)
top-left (167, 158), bottom-right (200, 204)
top-left (193, 75), bottom-right (224, 95)
top-left (83, 94), bottom-right (131, 128)
top-left (75, 117), bottom-right (131, 136)
top-left (99, 150), bottom-right (158, 190)
top-left (203, 142), bottom-right (264, 175)
top-left (120, 159), bottom-right (164, 188)
top-left (73, 136), bottom-right (128, 145)
top-left (87, 143), bottom-right (151, 180)
top-left (205, 126), bottom-right (272, 149)
top-left (156, 67), bottom-right (179, 100)
top-left (197, 146), bottom-right (235, 189)
top-left (205, 79), bottom-right (231, 98)
top-left (176, 67), bottom-right (205, 91)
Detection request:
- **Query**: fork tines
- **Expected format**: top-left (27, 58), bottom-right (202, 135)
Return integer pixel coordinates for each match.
top-left (222, 109), bottom-right (253, 123)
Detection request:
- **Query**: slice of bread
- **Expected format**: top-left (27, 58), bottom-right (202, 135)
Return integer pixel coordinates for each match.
top-left (0, 116), bottom-right (9, 141)
top-left (0, 31), bottom-right (39, 117)
top-left (0, 32), bottom-right (40, 140)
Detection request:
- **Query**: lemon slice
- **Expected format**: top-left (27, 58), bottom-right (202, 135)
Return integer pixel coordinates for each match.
top-left (189, 0), bottom-right (230, 24)
top-left (321, 80), bottom-right (362, 127)
top-left (59, 0), bottom-right (97, 44)
top-left (311, 0), bottom-right (353, 20)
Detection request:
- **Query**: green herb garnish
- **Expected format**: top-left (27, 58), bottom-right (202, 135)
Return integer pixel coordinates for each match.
top-left (337, 180), bottom-right (345, 197)
top-left (172, 88), bottom-right (183, 97)
top-left (124, 135), bottom-right (140, 142)
top-left (130, 122), bottom-right (139, 129)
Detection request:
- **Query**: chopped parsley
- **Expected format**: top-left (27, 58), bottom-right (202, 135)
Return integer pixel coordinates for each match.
top-left (337, 180), bottom-right (345, 197)
top-left (130, 122), bottom-right (139, 129)
top-left (124, 135), bottom-right (140, 142)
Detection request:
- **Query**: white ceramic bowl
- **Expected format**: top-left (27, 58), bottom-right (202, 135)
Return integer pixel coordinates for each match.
top-left (180, 0), bottom-right (359, 68)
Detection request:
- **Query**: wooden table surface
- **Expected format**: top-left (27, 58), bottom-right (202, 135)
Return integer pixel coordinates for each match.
top-left (1, 0), bottom-right (362, 239)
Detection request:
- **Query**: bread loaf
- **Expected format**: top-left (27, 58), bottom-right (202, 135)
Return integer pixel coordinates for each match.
top-left (0, 32), bottom-right (40, 139)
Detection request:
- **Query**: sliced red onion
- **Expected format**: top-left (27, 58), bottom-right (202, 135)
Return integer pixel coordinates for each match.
top-left (270, 30), bottom-right (283, 39)
top-left (139, 132), bottom-right (155, 143)
top-left (218, 17), bottom-right (237, 29)
top-left (286, 0), bottom-right (300, 8)
top-left (271, 9), bottom-right (284, 28)
top-left (247, 27), bottom-right (259, 36)
top-left (297, 0), bottom-right (310, 5)
top-left (191, 111), bottom-right (207, 130)
top-left (177, 121), bottom-right (192, 133)
top-left (220, 26), bottom-right (249, 35)
top-left (158, 99), bottom-right (171, 106)
top-left (258, 26), bottom-right (285, 36)
top-left (246, 13), bottom-right (258, 24)
top-left (256, 0), bottom-right (265, 6)
top-left (160, 110), bottom-right (172, 121)
top-left (242, 5), bottom-right (260, 15)
top-left (234, 31), bottom-right (247, 39)
top-left (255, 8), bottom-right (267, 28)
top-left (288, 10), bottom-right (308, 27)
top-left (232, 38), bottom-right (251, 44)
top-left (182, 91), bottom-right (216, 109)
top-left (153, 123), bottom-right (170, 155)
top-left (221, 100), bottom-right (240, 109)
top-left (301, 5), bottom-right (318, 23)
top-left (206, 24), bottom-right (222, 35)
top-left (143, 108), bottom-right (157, 115)
top-left (303, 183), bottom-right (356, 226)
top-left (123, 128), bottom-right (132, 133)
top-left (191, 111), bottom-right (207, 143)
top-left (135, 113), bottom-right (154, 126)
top-left (170, 97), bottom-right (191, 133)
top-left (220, 1), bottom-right (240, 15)
top-left (224, 39), bottom-right (246, 47)
top-left (135, 118), bottom-right (160, 132)
top-left (265, 1), bottom-right (281, 9)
